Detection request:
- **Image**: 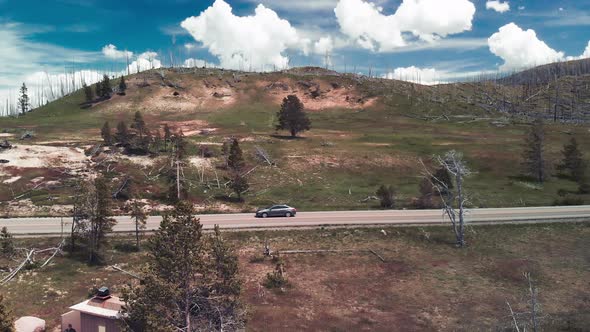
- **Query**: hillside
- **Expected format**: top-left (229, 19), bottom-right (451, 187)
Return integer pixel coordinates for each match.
top-left (0, 66), bottom-right (589, 216)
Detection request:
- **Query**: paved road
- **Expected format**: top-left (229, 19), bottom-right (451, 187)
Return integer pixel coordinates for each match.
top-left (0, 206), bottom-right (589, 236)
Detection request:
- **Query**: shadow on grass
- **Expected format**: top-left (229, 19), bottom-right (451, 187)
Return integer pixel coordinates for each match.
top-left (507, 174), bottom-right (537, 182)
top-left (269, 134), bottom-right (306, 141)
top-left (214, 195), bottom-right (244, 203)
top-left (114, 242), bottom-right (140, 253)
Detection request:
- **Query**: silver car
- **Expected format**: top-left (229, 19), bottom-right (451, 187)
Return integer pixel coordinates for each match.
top-left (255, 205), bottom-right (297, 218)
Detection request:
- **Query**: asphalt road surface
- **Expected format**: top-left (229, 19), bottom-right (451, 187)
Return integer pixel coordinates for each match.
top-left (0, 206), bottom-right (589, 236)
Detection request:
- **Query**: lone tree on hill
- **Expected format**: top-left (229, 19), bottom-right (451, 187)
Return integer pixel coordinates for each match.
top-left (18, 83), bottom-right (29, 115)
top-left (121, 202), bottom-right (243, 331)
top-left (276, 95), bottom-right (311, 137)
top-left (376, 185), bottom-right (396, 208)
top-left (522, 119), bottom-right (546, 183)
top-left (227, 139), bottom-right (245, 172)
top-left (119, 76), bottom-right (127, 95)
top-left (101, 121), bottom-right (112, 145)
top-left (83, 82), bottom-right (94, 102)
top-left (557, 137), bottom-right (586, 182)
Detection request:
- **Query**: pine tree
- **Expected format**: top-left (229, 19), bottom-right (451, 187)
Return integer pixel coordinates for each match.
top-left (227, 139), bottom-right (245, 172)
top-left (18, 83), bottom-right (29, 115)
top-left (210, 225), bottom-right (241, 302)
top-left (121, 202), bottom-right (243, 331)
top-left (432, 167), bottom-right (453, 195)
top-left (417, 178), bottom-right (435, 209)
top-left (221, 139), bottom-right (231, 167)
top-left (229, 173), bottom-right (249, 200)
top-left (101, 74), bottom-right (112, 98)
top-left (0, 227), bottom-right (14, 256)
top-left (132, 111), bottom-right (146, 140)
top-left (119, 76), bottom-right (127, 95)
top-left (86, 176), bottom-right (116, 264)
top-left (95, 79), bottom-right (103, 98)
top-left (101, 121), bottom-right (112, 145)
top-left (557, 137), bottom-right (586, 182)
top-left (376, 185), bottom-right (395, 208)
top-left (83, 82), bottom-right (94, 102)
top-left (153, 129), bottom-right (163, 153)
top-left (172, 130), bottom-right (187, 160)
top-left (116, 121), bottom-right (129, 145)
top-left (130, 199), bottom-right (147, 250)
top-left (163, 124), bottom-right (172, 152)
top-left (0, 295), bottom-right (14, 332)
top-left (276, 95), bottom-right (311, 137)
top-left (522, 119), bottom-right (546, 183)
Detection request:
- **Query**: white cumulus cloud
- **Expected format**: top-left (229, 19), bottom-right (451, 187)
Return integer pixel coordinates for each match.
top-left (334, 0), bottom-right (476, 51)
top-left (488, 23), bottom-right (565, 70)
top-left (313, 36), bottom-right (334, 54)
top-left (384, 66), bottom-right (442, 85)
top-left (180, 0), bottom-right (306, 71)
top-left (486, 1), bottom-right (510, 13)
top-left (127, 51), bottom-right (162, 74)
top-left (582, 41), bottom-right (590, 58)
top-left (102, 44), bottom-right (133, 60)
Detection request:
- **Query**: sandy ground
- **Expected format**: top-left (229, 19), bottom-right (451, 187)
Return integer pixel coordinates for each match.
top-left (188, 156), bottom-right (213, 169)
top-left (2, 176), bottom-right (21, 184)
top-left (0, 145), bottom-right (89, 169)
top-left (262, 79), bottom-right (377, 111)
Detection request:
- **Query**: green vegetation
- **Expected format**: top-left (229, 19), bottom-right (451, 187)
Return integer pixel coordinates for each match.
top-left (121, 203), bottom-right (243, 331)
top-left (0, 68), bottom-right (589, 215)
top-left (0, 295), bottom-right (14, 332)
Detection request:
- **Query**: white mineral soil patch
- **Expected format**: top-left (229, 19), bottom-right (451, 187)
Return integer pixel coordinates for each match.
top-left (0, 145), bottom-right (90, 169)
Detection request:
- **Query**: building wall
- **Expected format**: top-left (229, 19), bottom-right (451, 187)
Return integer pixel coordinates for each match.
top-left (61, 310), bottom-right (81, 332)
top-left (80, 313), bottom-right (121, 332)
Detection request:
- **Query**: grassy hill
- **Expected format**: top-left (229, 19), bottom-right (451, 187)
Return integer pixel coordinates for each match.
top-left (0, 66), bottom-right (589, 216)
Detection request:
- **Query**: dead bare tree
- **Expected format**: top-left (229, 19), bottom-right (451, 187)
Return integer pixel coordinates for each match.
top-left (505, 272), bottom-right (542, 332)
top-left (421, 150), bottom-right (471, 247)
top-left (254, 146), bottom-right (274, 166)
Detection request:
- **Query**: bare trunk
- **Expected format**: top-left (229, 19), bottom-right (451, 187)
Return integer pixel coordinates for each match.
top-left (456, 172), bottom-right (465, 247)
top-left (176, 160), bottom-right (181, 200)
top-left (135, 217), bottom-right (140, 249)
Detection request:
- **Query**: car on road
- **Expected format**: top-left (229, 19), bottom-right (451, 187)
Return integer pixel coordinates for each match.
top-left (255, 205), bottom-right (297, 218)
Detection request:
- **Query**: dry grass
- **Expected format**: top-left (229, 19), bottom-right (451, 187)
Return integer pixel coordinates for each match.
top-left (1, 223), bottom-right (588, 331)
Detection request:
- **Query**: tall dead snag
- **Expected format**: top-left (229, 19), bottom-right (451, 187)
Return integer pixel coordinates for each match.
top-left (422, 150), bottom-right (471, 248)
top-left (505, 273), bottom-right (542, 332)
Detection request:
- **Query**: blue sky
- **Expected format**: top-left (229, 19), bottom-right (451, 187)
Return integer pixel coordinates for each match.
top-left (0, 0), bottom-right (589, 97)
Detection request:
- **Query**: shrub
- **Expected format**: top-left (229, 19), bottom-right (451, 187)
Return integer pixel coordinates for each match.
top-left (264, 270), bottom-right (288, 289)
top-left (249, 255), bottom-right (265, 264)
top-left (553, 196), bottom-right (584, 206)
top-left (376, 185), bottom-right (396, 209)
